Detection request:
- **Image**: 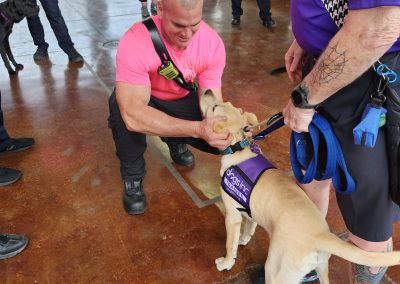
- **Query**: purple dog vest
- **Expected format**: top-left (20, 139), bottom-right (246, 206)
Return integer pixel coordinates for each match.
top-left (221, 154), bottom-right (275, 217)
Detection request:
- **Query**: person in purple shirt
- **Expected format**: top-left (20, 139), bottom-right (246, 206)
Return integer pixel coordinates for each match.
top-left (281, 1), bottom-right (400, 283)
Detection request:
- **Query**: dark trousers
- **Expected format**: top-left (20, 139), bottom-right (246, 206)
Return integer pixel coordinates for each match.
top-left (108, 91), bottom-right (219, 181)
top-left (0, 91), bottom-right (10, 149)
top-left (27, 0), bottom-right (74, 53)
top-left (231, 0), bottom-right (271, 22)
top-left (303, 53), bottom-right (400, 241)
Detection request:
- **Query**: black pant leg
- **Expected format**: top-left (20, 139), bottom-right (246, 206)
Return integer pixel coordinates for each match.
top-left (231, 0), bottom-right (243, 18)
top-left (108, 90), bottom-right (219, 180)
top-left (149, 91), bottom-right (219, 155)
top-left (108, 91), bottom-right (147, 180)
top-left (0, 90), bottom-right (10, 147)
top-left (257, 0), bottom-right (271, 22)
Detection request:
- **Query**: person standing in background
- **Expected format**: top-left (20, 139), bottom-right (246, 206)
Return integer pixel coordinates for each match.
top-left (27, 0), bottom-right (83, 63)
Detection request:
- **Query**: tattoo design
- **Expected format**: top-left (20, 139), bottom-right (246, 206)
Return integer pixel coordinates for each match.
top-left (312, 44), bottom-right (347, 85)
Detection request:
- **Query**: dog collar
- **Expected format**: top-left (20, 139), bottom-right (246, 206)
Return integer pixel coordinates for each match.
top-left (0, 10), bottom-right (12, 26)
top-left (220, 139), bottom-right (250, 155)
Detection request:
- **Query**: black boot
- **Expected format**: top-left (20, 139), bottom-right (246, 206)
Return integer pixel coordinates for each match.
top-left (123, 179), bottom-right (147, 215)
top-left (168, 143), bottom-right (194, 166)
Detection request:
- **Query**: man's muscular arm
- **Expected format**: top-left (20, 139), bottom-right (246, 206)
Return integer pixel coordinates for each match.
top-left (116, 82), bottom-right (232, 149)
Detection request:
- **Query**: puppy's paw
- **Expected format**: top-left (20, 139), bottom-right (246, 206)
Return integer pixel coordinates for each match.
top-left (15, 64), bottom-right (24, 70)
top-left (239, 235), bottom-right (251, 246)
top-left (215, 257), bottom-right (235, 271)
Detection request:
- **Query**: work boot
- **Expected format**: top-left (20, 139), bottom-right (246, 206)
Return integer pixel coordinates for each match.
top-left (33, 46), bottom-right (48, 61)
top-left (0, 167), bottom-right (21, 186)
top-left (150, 3), bottom-right (157, 15)
top-left (123, 179), bottom-right (147, 215)
top-left (0, 233), bottom-right (28, 260)
top-left (67, 48), bottom-right (84, 63)
top-left (141, 6), bottom-right (150, 18)
top-left (168, 143), bottom-right (194, 166)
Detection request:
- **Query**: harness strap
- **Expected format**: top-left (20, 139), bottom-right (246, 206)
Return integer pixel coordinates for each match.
top-left (290, 113), bottom-right (355, 194)
top-left (142, 18), bottom-right (197, 92)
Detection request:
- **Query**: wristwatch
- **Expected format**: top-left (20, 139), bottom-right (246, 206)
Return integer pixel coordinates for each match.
top-left (291, 84), bottom-right (319, 109)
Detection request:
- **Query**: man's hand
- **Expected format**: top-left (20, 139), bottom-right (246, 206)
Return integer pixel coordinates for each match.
top-left (285, 39), bottom-right (306, 84)
top-left (196, 116), bottom-right (233, 150)
top-left (282, 100), bottom-right (315, 133)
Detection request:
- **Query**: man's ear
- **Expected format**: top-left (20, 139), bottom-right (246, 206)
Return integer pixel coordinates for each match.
top-left (243, 112), bottom-right (258, 127)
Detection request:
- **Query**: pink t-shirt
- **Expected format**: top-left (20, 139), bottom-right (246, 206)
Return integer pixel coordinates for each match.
top-left (116, 16), bottom-right (226, 100)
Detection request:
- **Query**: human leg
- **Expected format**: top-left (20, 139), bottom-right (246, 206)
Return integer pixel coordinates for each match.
top-left (27, 15), bottom-right (49, 61)
top-left (322, 67), bottom-right (396, 284)
top-left (149, 91), bottom-right (219, 164)
top-left (150, 0), bottom-right (157, 15)
top-left (139, 0), bottom-right (150, 18)
top-left (256, 0), bottom-right (275, 27)
top-left (0, 90), bottom-right (34, 155)
top-left (231, 0), bottom-right (242, 25)
top-left (299, 179), bottom-right (331, 218)
top-left (108, 92), bottom-right (147, 214)
top-left (39, 0), bottom-right (83, 62)
top-left (349, 234), bottom-right (392, 283)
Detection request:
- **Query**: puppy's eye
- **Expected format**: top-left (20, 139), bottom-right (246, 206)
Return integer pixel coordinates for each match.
top-left (243, 126), bottom-right (251, 132)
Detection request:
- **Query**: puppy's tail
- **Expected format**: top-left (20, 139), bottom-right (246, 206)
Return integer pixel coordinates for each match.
top-left (316, 232), bottom-right (400, 267)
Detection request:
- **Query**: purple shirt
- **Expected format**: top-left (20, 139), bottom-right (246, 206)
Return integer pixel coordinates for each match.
top-left (291, 0), bottom-right (400, 56)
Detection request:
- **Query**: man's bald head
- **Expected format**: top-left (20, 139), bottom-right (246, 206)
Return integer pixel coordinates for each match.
top-left (157, 0), bottom-right (203, 51)
top-left (160, 0), bottom-right (202, 11)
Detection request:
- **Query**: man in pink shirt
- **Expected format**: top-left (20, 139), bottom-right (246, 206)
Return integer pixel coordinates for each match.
top-left (108, 0), bottom-right (233, 215)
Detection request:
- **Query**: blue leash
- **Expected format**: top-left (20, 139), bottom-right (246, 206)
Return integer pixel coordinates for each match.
top-left (290, 113), bottom-right (355, 194)
top-left (253, 112), bottom-right (285, 141)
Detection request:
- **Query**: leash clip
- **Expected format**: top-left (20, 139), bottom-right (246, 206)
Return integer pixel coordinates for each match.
top-left (253, 112), bottom-right (284, 141)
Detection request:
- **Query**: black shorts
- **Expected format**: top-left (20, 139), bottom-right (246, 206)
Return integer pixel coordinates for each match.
top-left (303, 53), bottom-right (400, 242)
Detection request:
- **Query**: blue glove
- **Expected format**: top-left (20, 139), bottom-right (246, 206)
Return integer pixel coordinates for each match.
top-left (353, 104), bottom-right (387, 148)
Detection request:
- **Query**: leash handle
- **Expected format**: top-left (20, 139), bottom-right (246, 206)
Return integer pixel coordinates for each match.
top-left (290, 114), bottom-right (355, 193)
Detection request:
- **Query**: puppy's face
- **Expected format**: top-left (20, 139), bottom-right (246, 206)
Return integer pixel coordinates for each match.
top-left (8, 0), bottom-right (39, 22)
top-left (200, 90), bottom-right (258, 143)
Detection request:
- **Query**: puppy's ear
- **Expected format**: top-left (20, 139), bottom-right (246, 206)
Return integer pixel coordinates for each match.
top-left (200, 89), bottom-right (218, 115)
top-left (243, 112), bottom-right (258, 127)
top-left (204, 89), bottom-right (213, 96)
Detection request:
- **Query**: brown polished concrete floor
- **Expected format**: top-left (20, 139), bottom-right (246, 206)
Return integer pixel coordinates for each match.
top-left (0, 0), bottom-right (399, 283)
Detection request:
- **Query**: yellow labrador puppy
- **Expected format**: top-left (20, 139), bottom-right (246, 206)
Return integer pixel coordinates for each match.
top-left (200, 90), bottom-right (400, 284)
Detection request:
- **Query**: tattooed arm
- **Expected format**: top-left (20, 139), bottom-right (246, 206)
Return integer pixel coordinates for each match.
top-left (283, 6), bottom-right (400, 132)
